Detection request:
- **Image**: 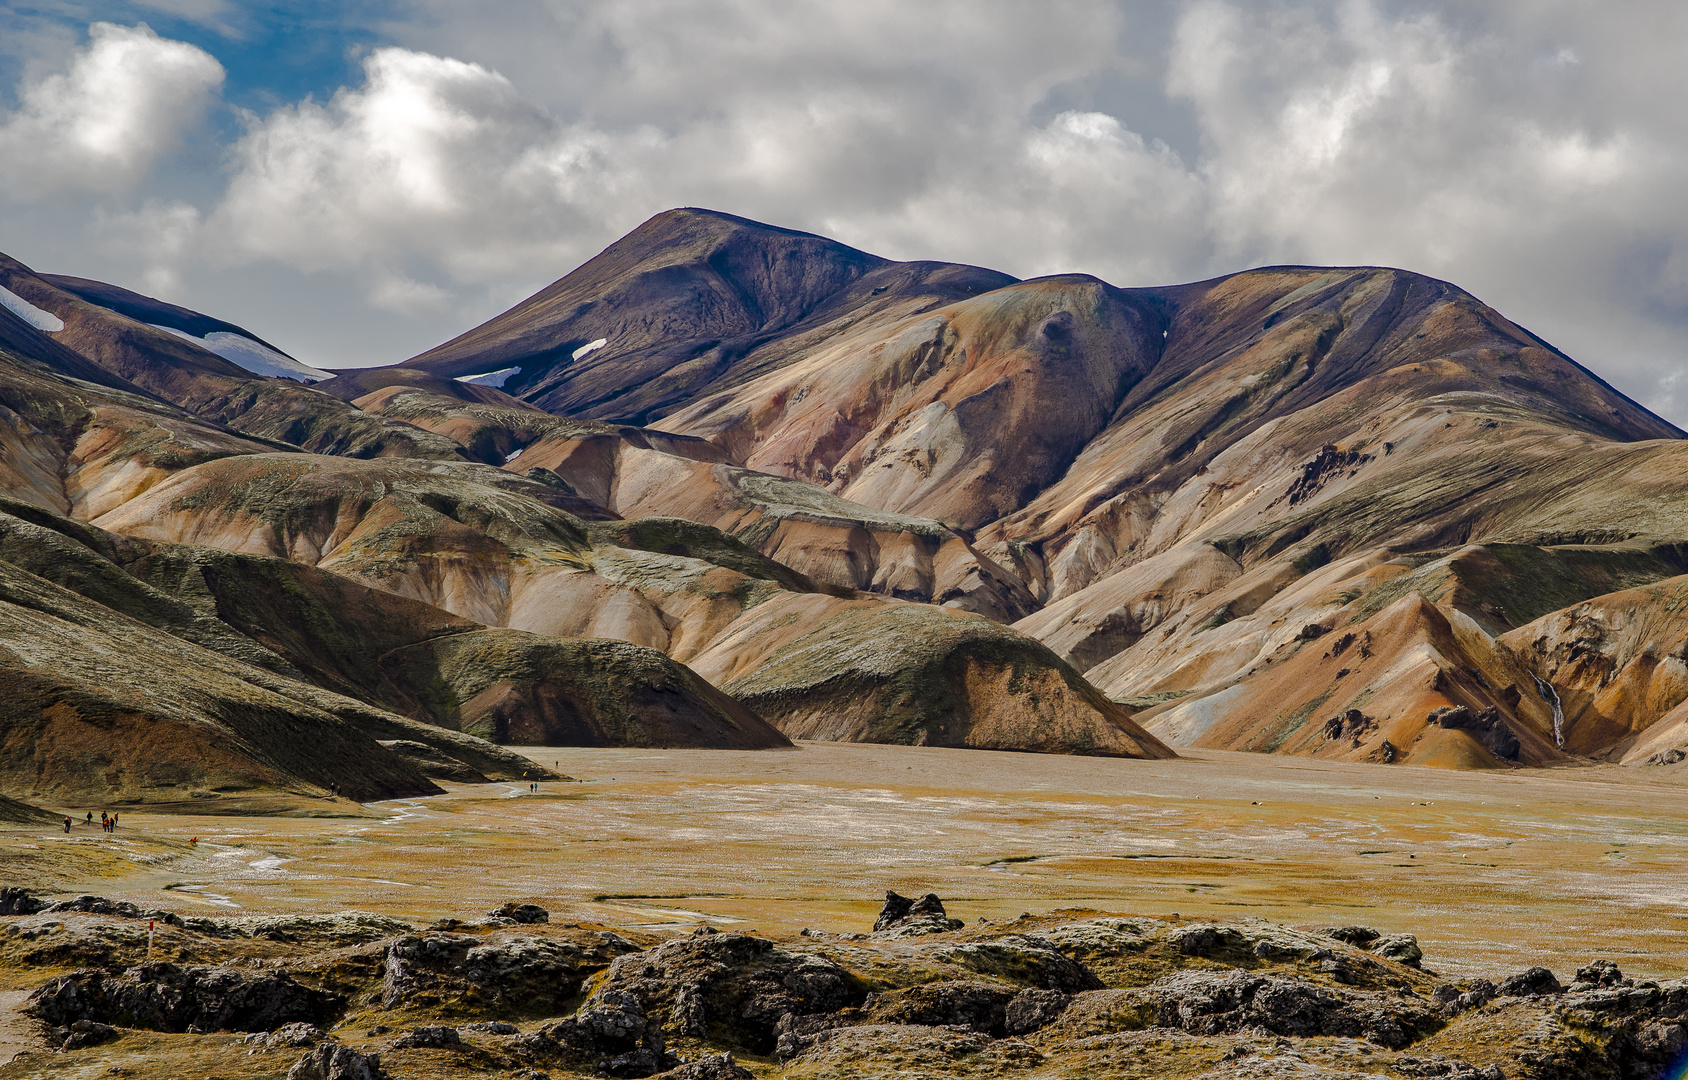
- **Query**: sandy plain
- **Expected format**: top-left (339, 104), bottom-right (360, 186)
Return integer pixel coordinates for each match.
top-left (6, 744), bottom-right (1686, 983)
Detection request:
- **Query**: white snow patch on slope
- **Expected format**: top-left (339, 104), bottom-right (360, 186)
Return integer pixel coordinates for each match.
top-left (0, 285), bottom-right (65, 332)
top-left (572, 337), bottom-right (608, 360)
top-left (151, 325), bottom-right (334, 381)
top-left (456, 365), bottom-right (520, 388)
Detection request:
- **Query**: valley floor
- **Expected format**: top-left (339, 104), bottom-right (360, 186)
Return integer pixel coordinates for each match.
top-left (6, 745), bottom-right (1686, 979)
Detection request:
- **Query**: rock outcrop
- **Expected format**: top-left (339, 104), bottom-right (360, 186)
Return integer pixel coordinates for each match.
top-left (4, 891), bottom-right (1683, 1078)
top-left (26, 962), bottom-right (345, 1033)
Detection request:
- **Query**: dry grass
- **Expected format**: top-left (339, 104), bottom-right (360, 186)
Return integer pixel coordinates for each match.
top-left (7, 744), bottom-right (1685, 982)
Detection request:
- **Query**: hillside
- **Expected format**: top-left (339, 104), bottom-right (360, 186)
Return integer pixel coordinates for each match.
top-left (10, 207), bottom-right (1688, 775)
top-left (386, 209), bottom-right (1688, 770)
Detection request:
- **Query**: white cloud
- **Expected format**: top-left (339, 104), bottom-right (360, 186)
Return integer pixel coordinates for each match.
top-left (209, 46), bottom-right (645, 298)
top-left (0, 22), bottom-right (223, 195)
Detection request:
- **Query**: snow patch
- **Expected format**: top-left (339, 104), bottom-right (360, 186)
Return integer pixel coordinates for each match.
top-left (456, 365), bottom-right (520, 388)
top-left (504, 447), bottom-right (524, 462)
top-left (0, 284), bottom-right (64, 332)
top-left (151, 325), bottom-right (334, 381)
top-left (572, 337), bottom-right (608, 360)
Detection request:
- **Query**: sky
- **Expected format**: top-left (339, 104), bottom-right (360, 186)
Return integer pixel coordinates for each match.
top-left (2, 2), bottom-right (1687, 425)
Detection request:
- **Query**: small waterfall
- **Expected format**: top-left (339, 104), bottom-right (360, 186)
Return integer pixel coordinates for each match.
top-left (1533, 675), bottom-right (1565, 748)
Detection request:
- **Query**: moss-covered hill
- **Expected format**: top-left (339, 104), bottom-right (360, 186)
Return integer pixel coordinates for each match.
top-left (694, 595), bottom-right (1172, 759)
top-left (0, 496), bottom-right (791, 803)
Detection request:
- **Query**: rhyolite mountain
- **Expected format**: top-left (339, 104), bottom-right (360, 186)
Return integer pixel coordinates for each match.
top-left (396, 208), bottom-right (1688, 770)
top-left (6, 206), bottom-right (1688, 798)
top-left (0, 237), bottom-right (1171, 810)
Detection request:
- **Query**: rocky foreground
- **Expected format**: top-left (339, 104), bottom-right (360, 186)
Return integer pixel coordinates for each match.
top-left (1, 888), bottom-right (1681, 1079)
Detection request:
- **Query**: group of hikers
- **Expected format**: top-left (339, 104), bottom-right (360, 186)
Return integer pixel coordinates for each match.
top-left (61, 811), bottom-right (119, 833)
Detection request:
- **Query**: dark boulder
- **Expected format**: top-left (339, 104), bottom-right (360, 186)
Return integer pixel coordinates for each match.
top-left (872, 890), bottom-right (962, 936)
top-left (1004, 988), bottom-right (1072, 1035)
top-left (488, 902), bottom-right (550, 924)
top-left (517, 989), bottom-right (676, 1078)
top-left (51, 1019), bottom-right (120, 1050)
top-left (653, 1052), bottom-right (753, 1079)
top-left (25, 962), bottom-right (344, 1033)
top-left (1575, 959), bottom-right (1629, 988)
top-left (1498, 967), bottom-right (1563, 997)
top-left (286, 1043), bottom-right (386, 1080)
top-left (860, 980), bottom-right (1018, 1035)
top-left (0, 886), bottom-right (44, 915)
top-left (379, 932), bottom-right (611, 1016)
top-left (586, 932), bottom-right (862, 1055)
top-left (393, 1025), bottom-right (461, 1049)
top-left (1373, 934), bottom-right (1423, 968)
top-left (1142, 969), bottom-right (1442, 1049)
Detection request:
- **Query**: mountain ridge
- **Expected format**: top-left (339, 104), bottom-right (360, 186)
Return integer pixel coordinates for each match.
top-left (7, 206), bottom-right (1688, 783)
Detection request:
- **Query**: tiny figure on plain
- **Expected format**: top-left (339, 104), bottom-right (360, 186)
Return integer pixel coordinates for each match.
top-left (85, 811), bottom-right (92, 824)
top-left (62, 817), bottom-right (70, 833)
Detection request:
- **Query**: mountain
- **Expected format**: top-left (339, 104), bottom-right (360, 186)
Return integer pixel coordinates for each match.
top-left (376, 208), bottom-right (1688, 770)
top-left (402, 208), bottom-right (1016, 423)
top-left (12, 207), bottom-right (1688, 776)
top-left (0, 254), bottom-right (464, 459)
top-left (0, 281), bottom-right (1165, 812)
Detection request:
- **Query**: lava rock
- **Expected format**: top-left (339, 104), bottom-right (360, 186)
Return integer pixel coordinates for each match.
top-left (1322, 926), bottom-right (1381, 948)
top-left (39, 895), bottom-right (183, 924)
top-left (861, 980), bottom-right (1019, 1035)
top-left (518, 989), bottom-right (676, 1078)
top-left (488, 902), bottom-right (550, 925)
top-left (0, 886), bottom-right (44, 915)
top-left (1429, 705), bottom-right (1521, 761)
top-left (393, 1025), bottom-right (461, 1049)
top-left (653, 1052), bottom-right (753, 1079)
top-left (25, 962), bottom-right (345, 1033)
top-left (587, 932), bottom-right (862, 1055)
top-left (286, 1043), bottom-right (386, 1080)
top-left (1141, 969), bottom-right (1442, 1048)
top-left (243, 1022), bottom-right (326, 1049)
top-left (54, 1019), bottom-right (120, 1050)
top-left (913, 935), bottom-right (1104, 994)
top-left (1373, 934), bottom-right (1423, 968)
top-left (1004, 988), bottom-right (1072, 1035)
top-left (1576, 959), bottom-right (1629, 988)
top-left (1498, 967), bottom-right (1563, 997)
top-left (1173, 924), bottom-right (1248, 958)
top-left (872, 891), bottom-right (962, 936)
top-left (379, 932), bottom-right (606, 1014)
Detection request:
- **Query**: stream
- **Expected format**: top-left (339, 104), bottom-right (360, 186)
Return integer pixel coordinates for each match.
top-left (1533, 674), bottom-right (1566, 748)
